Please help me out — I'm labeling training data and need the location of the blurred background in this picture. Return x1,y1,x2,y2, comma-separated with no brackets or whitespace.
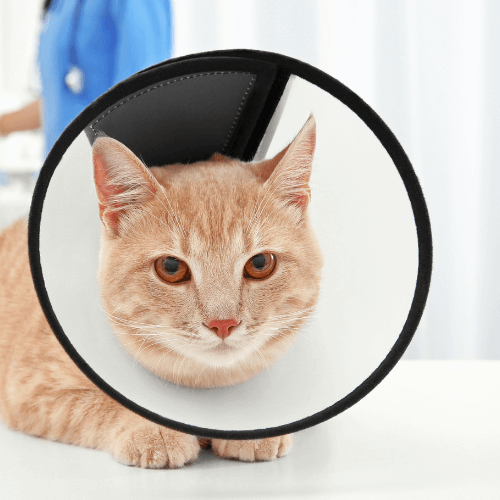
0,0,497,360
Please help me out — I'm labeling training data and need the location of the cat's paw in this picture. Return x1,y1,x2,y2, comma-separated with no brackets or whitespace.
211,434,293,462
111,423,200,468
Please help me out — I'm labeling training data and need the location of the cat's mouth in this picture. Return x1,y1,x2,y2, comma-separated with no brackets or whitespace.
209,342,236,353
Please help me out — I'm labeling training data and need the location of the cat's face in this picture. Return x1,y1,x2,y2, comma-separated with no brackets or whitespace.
93,116,323,388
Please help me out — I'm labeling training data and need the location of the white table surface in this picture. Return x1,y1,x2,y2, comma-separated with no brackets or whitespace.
1,360,499,499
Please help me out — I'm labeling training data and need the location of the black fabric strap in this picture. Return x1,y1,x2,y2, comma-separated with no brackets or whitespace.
84,57,283,166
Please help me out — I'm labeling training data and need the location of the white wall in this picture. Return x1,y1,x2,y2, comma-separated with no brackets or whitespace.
0,0,42,93
0,0,44,229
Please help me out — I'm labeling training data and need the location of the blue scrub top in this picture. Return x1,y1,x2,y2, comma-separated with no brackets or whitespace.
38,0,173,155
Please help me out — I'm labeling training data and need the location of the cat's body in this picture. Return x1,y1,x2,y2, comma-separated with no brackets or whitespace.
0,117,322,468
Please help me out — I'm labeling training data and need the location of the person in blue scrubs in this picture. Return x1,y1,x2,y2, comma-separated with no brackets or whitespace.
0,0,173,156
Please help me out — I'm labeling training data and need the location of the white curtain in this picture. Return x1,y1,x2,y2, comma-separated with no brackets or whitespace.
0,0,44,230
173,0,499,359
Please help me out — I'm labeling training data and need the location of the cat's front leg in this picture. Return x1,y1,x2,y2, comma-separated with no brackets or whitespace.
7,382,200,469
110,416,201,468
211,434,293,462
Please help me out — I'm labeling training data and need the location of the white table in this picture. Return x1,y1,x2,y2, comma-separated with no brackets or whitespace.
1,361,499,499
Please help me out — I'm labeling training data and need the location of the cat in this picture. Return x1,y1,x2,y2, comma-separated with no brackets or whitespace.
0,115,323,468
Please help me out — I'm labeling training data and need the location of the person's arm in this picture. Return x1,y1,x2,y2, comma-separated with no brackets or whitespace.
110,0,173,85
0,99,42,137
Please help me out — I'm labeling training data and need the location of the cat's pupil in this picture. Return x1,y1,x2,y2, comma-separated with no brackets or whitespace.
164,257,179,274
252,254,266,270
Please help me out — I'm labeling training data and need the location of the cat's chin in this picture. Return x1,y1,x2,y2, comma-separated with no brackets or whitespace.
194,343,251,368
208,343,236,354
128,341,274,388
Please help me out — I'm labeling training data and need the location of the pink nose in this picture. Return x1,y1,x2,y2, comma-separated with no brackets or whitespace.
206,319,239,339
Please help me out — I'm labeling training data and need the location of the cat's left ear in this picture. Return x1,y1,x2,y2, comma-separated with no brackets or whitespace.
259,115,316,211
92,136,159,234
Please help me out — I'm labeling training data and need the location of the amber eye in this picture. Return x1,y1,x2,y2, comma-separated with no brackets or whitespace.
155,256,191,283
244,252,276,280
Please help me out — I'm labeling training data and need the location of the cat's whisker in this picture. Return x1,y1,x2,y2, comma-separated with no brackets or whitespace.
116,324,179,334
263,313,314,325
173,342,202,386
174,352,189,386
132,207,175,236
128,178,186,239
114,331,162,337
272,331,303,350
255,225,303,240
247,168,298,236
151,346,180,379
158,184,187,240
245,193,260,233
259,310,311,323
245,183,268,235
100,307,180,330
264,323,312,342
110,322,197,371
110,322,166,333
128,339,150,366
111,323,181,338
234,360,246,379
263,293,336,322
246,169,283,236
108,171,185,241
274,336,296,351
132,334,160,366
263,309,325,326
263,320,313,333
269,325,299,337
119,339,163,349
170,344,190,386
175,196,188,241
112,328,171,344
152,345,180,378
264,313,313,323
193,362,208,387
124,331,167,341
109,320,173,332
268,303,320,321
254,347,272,379
248,199,290,238
262,320,309,339
246,157,296,235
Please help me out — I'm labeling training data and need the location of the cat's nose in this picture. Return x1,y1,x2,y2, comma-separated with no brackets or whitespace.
205,318,239,339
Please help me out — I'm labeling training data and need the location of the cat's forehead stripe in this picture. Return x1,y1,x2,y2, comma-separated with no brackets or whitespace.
186,225,247,259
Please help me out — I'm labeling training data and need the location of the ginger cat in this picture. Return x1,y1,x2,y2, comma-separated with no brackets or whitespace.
0,116,323,468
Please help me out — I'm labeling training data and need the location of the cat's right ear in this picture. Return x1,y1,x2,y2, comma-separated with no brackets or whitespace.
258,115,316,211
92,137,158,235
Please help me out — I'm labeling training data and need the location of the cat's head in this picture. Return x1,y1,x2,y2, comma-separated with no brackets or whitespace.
93,116,323,388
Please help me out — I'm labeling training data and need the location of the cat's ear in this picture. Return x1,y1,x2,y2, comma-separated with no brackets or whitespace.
260,115,316,210
92,137,159,234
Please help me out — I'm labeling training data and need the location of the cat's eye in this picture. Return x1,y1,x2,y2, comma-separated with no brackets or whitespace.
155,256,191,283
244,252,276,280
